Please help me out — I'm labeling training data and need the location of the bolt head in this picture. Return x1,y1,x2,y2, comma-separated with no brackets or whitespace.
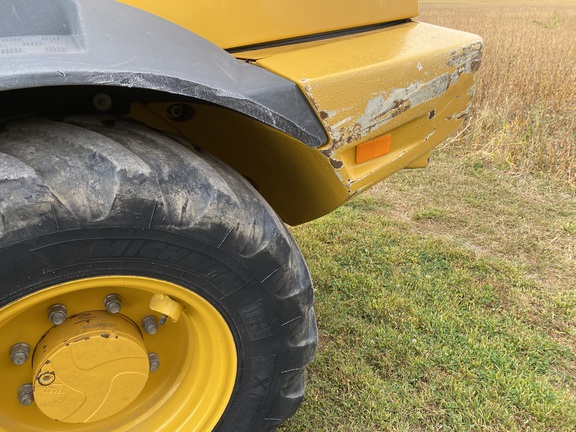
48,304,67,325
12,352,27,365
104,294,122,314
148,353,160,372
169,104,184,119
142,316,159,335
93,93,112,112
18,384,34,406
19,394,34,406
49,311,66,325
107,302,121,314
10,343,30,365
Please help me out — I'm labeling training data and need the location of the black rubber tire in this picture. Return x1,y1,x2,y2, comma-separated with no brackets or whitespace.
0,117,317,431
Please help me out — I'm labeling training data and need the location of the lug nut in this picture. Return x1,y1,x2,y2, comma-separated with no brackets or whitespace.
104,294,122,314
148,353,160,372
142,315,159,335
10,343,30,365
48,304,67,325
18,384,34,406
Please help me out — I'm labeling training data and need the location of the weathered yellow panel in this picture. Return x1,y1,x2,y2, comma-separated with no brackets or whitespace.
118,0,419,49
127,22,482,225
253,22,483,194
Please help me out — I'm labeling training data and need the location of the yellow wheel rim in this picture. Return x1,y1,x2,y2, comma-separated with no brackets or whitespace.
0,276,237,431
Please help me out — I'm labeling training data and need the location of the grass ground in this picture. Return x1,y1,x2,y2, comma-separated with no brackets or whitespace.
281,154,575,431
280,1,576,430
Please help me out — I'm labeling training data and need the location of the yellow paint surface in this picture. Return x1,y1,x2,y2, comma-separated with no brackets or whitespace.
253,22,483,193
118,0,418,48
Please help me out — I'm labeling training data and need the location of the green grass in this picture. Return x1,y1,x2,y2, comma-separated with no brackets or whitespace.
280,151,576,431
277,2,576,428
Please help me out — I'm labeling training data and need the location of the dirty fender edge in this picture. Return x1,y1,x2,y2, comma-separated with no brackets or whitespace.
0,0,327,147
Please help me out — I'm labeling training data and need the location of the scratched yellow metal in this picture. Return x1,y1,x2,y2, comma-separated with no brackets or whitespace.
252,22,483,194
115,4,481,225
127,22,483,225
118,0,418,49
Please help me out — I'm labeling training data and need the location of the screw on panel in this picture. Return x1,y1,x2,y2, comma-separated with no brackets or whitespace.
93,93,113,112
10,343,30,365
148,353,160,372
104,294,122,314
167,104,184,120
48,304,67,325
142,315,159,335
18,384,34,406
166,104,194,122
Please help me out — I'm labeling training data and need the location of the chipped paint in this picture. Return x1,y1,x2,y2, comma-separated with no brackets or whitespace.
329,158,344,169
325,73,449,150
319,39,483,155
253,21,483,205
332,116,352,129
448,41,483,73
424,129,436,141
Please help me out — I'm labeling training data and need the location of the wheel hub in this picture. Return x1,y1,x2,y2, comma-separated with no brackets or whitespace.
32,311,149,423
0,276,237,431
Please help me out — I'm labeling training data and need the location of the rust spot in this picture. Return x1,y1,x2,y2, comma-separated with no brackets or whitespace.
101,333,110,339
377,99,411,120
329,158,344,169
471,58,482,73
319,110,329,120
429,110,436,119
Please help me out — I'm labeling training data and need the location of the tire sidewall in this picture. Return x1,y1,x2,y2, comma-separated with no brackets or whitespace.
0,226,298,431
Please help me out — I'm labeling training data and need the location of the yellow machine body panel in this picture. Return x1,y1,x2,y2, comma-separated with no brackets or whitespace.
247,22,483,196
128,21,482,224
117,0,419,49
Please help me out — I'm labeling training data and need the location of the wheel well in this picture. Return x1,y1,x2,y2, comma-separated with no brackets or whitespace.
0,86,347,225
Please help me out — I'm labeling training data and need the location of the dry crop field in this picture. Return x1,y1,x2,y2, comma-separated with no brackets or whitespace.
419,0,576,184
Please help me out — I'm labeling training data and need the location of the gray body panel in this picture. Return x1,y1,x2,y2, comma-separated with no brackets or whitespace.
0,0,327,147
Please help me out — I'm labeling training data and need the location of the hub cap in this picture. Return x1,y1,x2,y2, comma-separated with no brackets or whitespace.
33,311,149,423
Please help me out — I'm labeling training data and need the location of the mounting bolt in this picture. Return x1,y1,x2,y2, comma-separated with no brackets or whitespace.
93,93,112,112
18,384,34,406
148,353,160,372
166,103,195,122
48,304,67,325
104,294,122,314
10,343,30,365
167,104,185,120
142,315,159,335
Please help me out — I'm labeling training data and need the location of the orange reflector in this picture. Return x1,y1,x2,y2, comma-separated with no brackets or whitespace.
356,134,391,164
